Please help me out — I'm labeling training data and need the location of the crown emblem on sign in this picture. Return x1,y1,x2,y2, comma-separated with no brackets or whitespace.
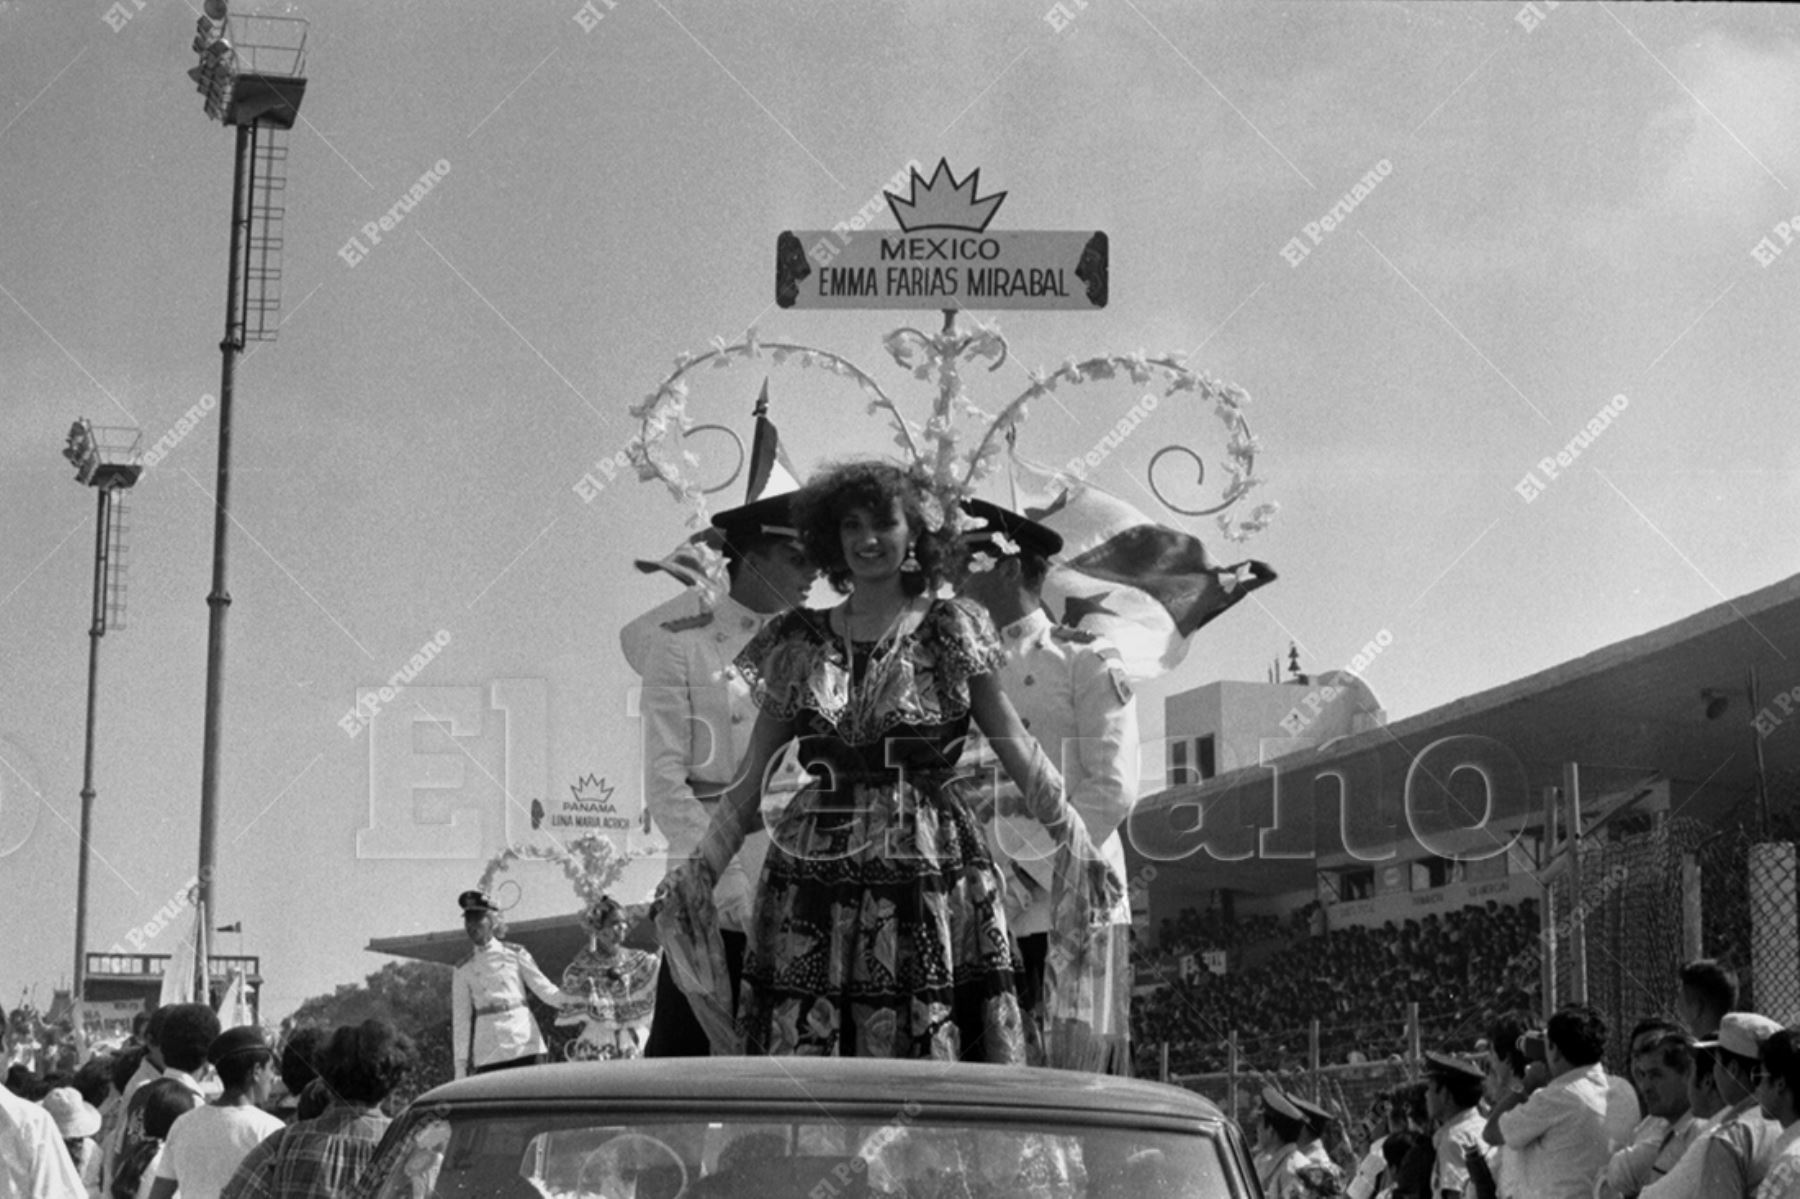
570,773,615,804
885,159,1007,233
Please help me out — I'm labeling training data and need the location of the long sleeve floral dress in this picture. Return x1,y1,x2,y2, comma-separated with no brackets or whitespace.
732,596,1027,1062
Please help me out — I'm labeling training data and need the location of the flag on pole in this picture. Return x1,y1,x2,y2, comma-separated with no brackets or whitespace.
216,968,253,1028
744,378,800,500
159,898,210,1008
1008,451,1276,682
622,380,799,676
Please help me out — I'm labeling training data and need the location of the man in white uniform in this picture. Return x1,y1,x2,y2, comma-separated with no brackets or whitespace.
639,493,815,1055
953,498,1137,1073
450,890,580,1077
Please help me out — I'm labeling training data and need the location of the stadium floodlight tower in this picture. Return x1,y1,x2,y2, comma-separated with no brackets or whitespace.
186,0,307,931
61,419,142,1010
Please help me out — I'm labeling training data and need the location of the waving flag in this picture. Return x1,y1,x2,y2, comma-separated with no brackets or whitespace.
1009,452,1276,682
743,378,800,499
159,897,210,1008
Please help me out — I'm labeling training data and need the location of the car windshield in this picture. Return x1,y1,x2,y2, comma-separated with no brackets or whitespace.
360,1108,1237,1199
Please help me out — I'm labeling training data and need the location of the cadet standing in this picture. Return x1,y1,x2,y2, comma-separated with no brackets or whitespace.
638,493,815,1055
450,890,580,1077
953,497,1137,1073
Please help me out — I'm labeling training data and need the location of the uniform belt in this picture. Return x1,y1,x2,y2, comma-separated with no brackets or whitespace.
474,998,525,1017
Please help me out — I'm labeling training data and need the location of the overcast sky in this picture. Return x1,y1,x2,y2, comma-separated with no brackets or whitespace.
2,1,1797,1019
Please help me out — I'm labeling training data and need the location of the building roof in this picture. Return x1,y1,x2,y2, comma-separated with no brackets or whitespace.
366,911,657,980
1130,569,1800,893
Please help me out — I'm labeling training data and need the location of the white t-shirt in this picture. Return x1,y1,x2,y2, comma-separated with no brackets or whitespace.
154,1104,284,1199
1497,1063,1612,1199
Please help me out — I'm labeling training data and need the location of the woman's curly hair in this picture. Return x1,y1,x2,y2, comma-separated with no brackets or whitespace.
791,459,960,597
322,1019,417,1106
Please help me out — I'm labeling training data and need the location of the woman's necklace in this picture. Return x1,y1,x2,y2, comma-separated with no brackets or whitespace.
838,594,921,733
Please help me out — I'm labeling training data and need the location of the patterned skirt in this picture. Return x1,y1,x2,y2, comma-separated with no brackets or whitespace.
739,773,1028,1063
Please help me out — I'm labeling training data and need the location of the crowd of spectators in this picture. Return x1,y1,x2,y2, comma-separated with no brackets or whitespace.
1135,897,1542,1072
0,1005,415,1198
1227,959,1800,1199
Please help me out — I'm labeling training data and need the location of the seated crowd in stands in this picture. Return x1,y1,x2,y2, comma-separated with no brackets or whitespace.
1135,897,1541,1073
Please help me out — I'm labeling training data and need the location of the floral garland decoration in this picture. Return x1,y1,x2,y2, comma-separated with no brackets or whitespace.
625,329,915,529
626,322,1275,544
476,834,639,917
962,351,1279,543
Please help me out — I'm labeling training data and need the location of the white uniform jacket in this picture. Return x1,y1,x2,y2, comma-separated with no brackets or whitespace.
978,609,1138,932
640,593,772,930
451,940,572,1077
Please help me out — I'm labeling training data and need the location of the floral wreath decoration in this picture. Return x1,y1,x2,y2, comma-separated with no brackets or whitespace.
623,318,1278,590
474,833,644,927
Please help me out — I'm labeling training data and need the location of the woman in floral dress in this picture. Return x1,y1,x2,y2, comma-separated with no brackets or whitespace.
557,896,660,1060
657,459,1117,1062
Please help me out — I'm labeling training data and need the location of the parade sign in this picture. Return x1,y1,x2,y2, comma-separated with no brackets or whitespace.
777,160,1108,311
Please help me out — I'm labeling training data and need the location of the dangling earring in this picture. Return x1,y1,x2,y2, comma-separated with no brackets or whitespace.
901,542,921,572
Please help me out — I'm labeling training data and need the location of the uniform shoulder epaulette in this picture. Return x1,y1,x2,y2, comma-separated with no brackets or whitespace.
454,950,474,969
1050,625,1098,644
660,610,714,633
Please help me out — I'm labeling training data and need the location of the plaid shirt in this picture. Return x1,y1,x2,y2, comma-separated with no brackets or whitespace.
220,1103,391,1199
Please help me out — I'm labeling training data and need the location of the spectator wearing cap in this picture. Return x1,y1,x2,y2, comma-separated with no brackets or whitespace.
640,491,816,1057
1676,960,1737,1042
1645,1012,1784,1199
1757,1027,1800,1199
1287,1091,1336,1169
1600,1024,1701,1199
39,1084,102,1194
953,497,1137,1072
147,1027,282,1199
1253,1085,1312,1199
1424,1050,1484,1199
1485,1003,1613,1199
449,890,582,1077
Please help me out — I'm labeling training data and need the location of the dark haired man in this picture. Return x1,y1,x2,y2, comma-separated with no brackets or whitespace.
1475,1008,1538,1197
952,498,1136,1071
1600,1025,1699,1198
148,1027,281,1199
154,1004,221,1099
1676,959,1738,1041
641,493,815,1056
1425,1051,1486,1198
1485,1003,1612,1198
221,1020,417,1199
1757,1026,1800,1199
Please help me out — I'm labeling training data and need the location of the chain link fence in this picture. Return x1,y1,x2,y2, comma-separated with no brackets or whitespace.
1695,768,1800,1025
